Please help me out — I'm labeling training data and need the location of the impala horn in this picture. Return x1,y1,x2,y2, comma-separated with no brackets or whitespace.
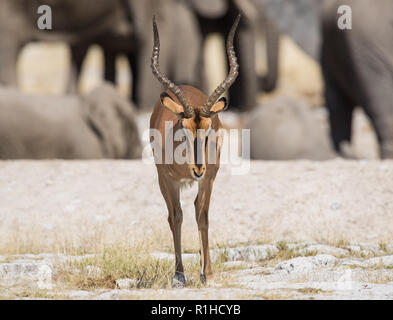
199,13,241,118
151,16,195,118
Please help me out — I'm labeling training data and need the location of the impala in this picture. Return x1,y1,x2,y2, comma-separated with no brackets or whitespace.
149,14,240,287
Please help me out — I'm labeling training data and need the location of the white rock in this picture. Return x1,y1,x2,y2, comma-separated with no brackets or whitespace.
365,255,393,268
340,259,366,268
212,245,279,262
359,243,384,255
386,244,393,253
299,245,349,257
223,261,254,269
116,278,138,289
0,262,52,288
346,245,362,254
286,243,299,250
63,290,92,299
276,254,337,274
150,252,199,264
96,290,119,300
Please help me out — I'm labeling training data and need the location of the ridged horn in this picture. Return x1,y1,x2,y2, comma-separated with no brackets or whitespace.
199,13,241,117
151,16,195,118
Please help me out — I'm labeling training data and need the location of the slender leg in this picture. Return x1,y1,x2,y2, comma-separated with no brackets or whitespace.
157,171,185,287
194,178,214,283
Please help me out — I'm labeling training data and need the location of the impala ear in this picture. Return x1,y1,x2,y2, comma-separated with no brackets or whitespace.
210,97,227,115
160,92,184,118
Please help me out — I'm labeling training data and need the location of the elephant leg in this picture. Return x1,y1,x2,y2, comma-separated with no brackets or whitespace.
230,21,257,111
347,42,393,159
103,50,116,84
323,74,355,155
0,42,22,86
127,52,139,106
259,17,279,93
197,43,208,94
374,119,393,159
360,81,393,159
69,44,89,94
129,45,167,110
172,1,202,88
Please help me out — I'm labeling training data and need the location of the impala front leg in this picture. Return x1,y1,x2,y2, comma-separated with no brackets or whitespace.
158,171,185,288
194,178,215,283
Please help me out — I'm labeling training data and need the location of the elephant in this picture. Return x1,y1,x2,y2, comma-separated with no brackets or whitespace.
321,0,393,158
0,83,142,159
117,0,201,109
246,97,336,160
0,0,201,109
184,0,280,111
0,0,127,87
255,0,321,60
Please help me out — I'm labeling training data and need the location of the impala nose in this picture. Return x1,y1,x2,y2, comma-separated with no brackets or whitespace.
193,169,203,178
192,166,205,180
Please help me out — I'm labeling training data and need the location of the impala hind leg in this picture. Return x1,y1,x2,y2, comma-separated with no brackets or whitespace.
158,173,185,287
194,178,214,283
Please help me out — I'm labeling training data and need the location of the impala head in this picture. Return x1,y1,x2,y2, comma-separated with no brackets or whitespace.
151,14,240,180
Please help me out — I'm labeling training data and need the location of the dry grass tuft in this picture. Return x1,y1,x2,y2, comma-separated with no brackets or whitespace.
54,244,227,290
296,288,332,295
14,290,56,299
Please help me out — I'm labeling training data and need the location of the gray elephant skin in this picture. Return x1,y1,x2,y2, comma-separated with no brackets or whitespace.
185,0,280,111
255,0,321,60
0,0,201,109
321,0,393,158
246,97,336,160
0,83,142,159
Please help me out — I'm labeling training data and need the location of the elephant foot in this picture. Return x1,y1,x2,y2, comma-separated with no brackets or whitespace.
172,272,186,288
381,141,393,159
339,141,358,159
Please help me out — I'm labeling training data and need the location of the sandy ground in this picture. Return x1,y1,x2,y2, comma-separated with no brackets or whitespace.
1,159,393,253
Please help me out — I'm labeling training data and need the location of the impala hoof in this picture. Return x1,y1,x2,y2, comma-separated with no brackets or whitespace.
172,272,186,288
200,273,213,284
